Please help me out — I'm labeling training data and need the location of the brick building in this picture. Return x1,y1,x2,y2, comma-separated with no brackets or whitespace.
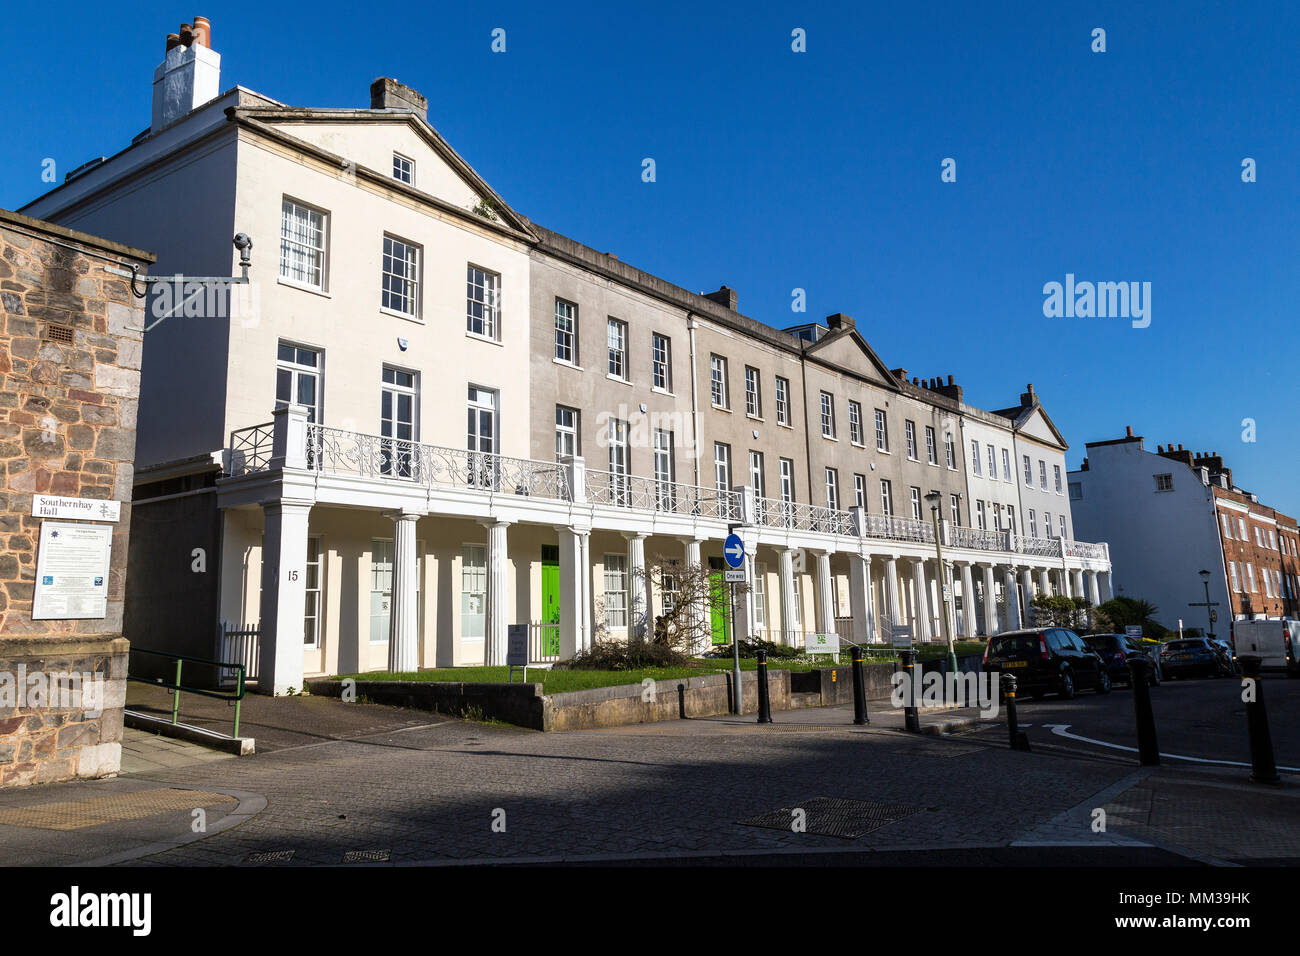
0,208,152,787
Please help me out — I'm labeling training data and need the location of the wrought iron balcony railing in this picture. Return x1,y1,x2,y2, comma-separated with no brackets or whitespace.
585,469,740,520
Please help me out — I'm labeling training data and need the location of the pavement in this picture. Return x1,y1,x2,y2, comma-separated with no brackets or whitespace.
0,690,1295,867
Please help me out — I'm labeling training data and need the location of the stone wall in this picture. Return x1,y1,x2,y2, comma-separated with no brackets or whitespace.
0,208,153,786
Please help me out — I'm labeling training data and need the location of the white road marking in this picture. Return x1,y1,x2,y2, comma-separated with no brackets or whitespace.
1041,724,1300,773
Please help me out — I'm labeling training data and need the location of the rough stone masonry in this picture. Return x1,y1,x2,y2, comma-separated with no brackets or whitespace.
0,208,153,787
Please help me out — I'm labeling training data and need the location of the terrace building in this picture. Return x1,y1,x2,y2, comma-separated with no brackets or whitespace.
19,19,1112,693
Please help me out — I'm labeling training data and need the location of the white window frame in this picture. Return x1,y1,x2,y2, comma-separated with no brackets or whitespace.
392,152,415,185
1003,449,1013,483
970,440,982,476
279,197,328,291
710,355,729,408
714,442,732,493
820,392,836,438
825,468,840,510
652,333,672,391
466,264,500,340
848,401,863,445
555,405,579,459
604,555,628,630
775,376,790,425
880,479,893,516
381,233,421,318
554,299,577,364
607,317,628,380
926,426,938,465
745,367,762,417
874,409,889,452
905,421,918,460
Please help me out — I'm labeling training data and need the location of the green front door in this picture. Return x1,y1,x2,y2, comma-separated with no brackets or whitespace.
708,557,730,645
541,545,560,656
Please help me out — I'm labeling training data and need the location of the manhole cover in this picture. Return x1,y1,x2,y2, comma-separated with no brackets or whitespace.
244,849,295,864
895,741,989,757
738,797,923,839
342,849,391,863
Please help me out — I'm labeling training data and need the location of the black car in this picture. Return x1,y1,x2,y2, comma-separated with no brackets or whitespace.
1160,638,1228,678
983,627,1111,699
1083,633,1161,686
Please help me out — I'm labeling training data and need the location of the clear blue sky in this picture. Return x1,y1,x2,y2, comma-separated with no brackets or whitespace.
4,2,1297,513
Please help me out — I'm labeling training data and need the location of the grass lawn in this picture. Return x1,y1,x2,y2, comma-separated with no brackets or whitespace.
329,641,985,694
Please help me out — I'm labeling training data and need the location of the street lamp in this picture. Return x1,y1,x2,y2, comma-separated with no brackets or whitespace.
1198,569,1216,640
924,490,959,675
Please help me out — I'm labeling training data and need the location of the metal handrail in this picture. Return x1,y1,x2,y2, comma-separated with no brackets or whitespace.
127,647,246,738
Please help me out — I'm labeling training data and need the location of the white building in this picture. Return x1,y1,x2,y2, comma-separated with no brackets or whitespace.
20,21,1113,694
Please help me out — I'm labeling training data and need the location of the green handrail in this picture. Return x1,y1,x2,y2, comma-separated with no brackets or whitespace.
127,647,247,738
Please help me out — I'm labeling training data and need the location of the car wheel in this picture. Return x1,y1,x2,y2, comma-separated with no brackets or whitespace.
1096,670,1111,695
1058,669,1076,700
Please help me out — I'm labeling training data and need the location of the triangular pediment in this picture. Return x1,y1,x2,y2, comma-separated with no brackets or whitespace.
243,108,534,237
803,327,900,390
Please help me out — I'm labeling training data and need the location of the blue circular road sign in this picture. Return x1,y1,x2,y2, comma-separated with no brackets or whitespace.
723,533,746,569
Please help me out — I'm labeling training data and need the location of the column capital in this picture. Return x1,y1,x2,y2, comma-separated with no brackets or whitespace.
479,518,512,530
386,508,426,521
259,497,314,515
621,530,649,542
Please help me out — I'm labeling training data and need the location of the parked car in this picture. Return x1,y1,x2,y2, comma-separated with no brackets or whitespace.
1084,633,1161,686
1159,638,1228,679
983,627,1111,699
1230,619,1299,676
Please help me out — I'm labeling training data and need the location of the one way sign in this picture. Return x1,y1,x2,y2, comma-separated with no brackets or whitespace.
723,533,746,569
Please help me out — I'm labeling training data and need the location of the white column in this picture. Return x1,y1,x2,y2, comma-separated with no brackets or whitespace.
257,499,312,696
981,563,998,637
847,553,875,644
1039,567,1051,597
1004,566,1023,630
814,551,836,635
1072,569,1086,601
682,537,707,655
1099,570,1113,602
911,560,932,641
558,528,585,659
579,532,593,650
1088,570,1102,607
960,562,977,639
884,556,902,631
484,520,511,665
779,548,798,645
625,532,650,640
387,510,421,672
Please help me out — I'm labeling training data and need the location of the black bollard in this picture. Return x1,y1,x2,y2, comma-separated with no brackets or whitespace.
851,645,868,725
1002,673,1031,751
1127,657,1160,766
677,683,686,720
899,649,921,733
1239,656,1280,784
755,650,773,723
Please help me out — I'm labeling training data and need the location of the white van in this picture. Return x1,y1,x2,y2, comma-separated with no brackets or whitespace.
1230,619,1299,675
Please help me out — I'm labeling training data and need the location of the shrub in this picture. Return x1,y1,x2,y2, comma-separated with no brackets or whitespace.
564,639,691,671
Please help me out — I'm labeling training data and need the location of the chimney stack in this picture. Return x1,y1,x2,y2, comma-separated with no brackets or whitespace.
151,17,220,133
703,286,739,311
370,78,429,121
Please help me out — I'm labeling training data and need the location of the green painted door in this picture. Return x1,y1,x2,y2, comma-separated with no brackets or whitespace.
708,557,730,645
541,545,560,656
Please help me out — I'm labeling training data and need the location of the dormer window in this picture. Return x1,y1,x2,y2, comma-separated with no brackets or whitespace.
393,153,415,185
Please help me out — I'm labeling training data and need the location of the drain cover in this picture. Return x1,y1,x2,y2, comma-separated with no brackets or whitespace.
738,797,923,839
342,849,391,863
244,849,295,864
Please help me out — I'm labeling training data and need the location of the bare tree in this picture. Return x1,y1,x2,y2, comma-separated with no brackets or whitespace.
645,554,750,656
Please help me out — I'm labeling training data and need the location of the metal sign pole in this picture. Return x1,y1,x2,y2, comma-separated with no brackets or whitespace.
730,581,742,715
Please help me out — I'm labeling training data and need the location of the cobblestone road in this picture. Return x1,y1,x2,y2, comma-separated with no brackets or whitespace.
118,717,1143,866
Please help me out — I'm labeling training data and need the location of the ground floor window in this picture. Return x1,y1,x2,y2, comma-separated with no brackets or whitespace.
304,537,322,647
369,539,392,644
462,544,486,641
604,554,628,630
